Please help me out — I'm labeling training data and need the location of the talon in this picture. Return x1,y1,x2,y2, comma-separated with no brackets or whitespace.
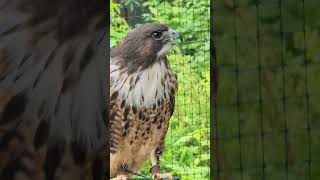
111,175,128,180
153,173,175,180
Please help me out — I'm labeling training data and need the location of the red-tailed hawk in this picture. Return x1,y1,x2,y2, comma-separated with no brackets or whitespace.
0,0,107,180
110,24,179,180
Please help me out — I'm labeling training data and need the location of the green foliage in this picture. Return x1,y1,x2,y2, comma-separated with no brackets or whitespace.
111,0,130,47
215,0,320,179
120,0,143,12
111,0,210,179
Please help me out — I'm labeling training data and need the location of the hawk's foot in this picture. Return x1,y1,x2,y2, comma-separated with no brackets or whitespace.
150,165,179,180
111,175,128,180
153,173,179,180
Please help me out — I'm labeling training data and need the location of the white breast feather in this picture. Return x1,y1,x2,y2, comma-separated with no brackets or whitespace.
111,60,175,107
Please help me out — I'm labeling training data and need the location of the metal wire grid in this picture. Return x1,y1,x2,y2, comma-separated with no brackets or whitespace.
214,0,320,179
113,0,210,179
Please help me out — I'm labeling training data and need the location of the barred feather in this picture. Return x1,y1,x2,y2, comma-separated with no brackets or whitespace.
0,0,107,179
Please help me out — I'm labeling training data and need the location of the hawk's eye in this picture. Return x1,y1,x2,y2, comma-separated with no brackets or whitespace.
152,31,163,40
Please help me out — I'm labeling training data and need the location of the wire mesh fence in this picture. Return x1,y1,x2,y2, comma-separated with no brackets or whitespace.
214,0,320,179
111,0,210,179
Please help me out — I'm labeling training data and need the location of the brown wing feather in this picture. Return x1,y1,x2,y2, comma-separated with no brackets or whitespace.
0,0,107,179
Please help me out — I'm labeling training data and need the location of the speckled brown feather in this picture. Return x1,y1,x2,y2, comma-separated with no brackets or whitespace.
0,0,107,179
110,24,178,177
110,65,177,178
110,24,180,179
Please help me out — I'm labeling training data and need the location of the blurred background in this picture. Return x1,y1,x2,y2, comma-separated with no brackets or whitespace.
111,0,210,179
214,0,320,179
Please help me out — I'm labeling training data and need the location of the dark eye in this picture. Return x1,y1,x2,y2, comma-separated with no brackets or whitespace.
152,31,163,40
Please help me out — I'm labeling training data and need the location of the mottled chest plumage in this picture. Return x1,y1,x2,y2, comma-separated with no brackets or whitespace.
110,58,178,177
110,59,178,152
110,23,180,179
110,97,173,151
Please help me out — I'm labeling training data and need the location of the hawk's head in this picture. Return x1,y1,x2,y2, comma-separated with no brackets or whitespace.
111,24,180,73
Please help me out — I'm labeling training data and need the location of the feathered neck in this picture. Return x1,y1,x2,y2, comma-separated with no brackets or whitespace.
110,59,176,108
110,37,162,74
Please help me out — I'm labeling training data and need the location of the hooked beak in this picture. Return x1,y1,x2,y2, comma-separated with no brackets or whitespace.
167,28,181,45
168,29,180,38
157,28,181,58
